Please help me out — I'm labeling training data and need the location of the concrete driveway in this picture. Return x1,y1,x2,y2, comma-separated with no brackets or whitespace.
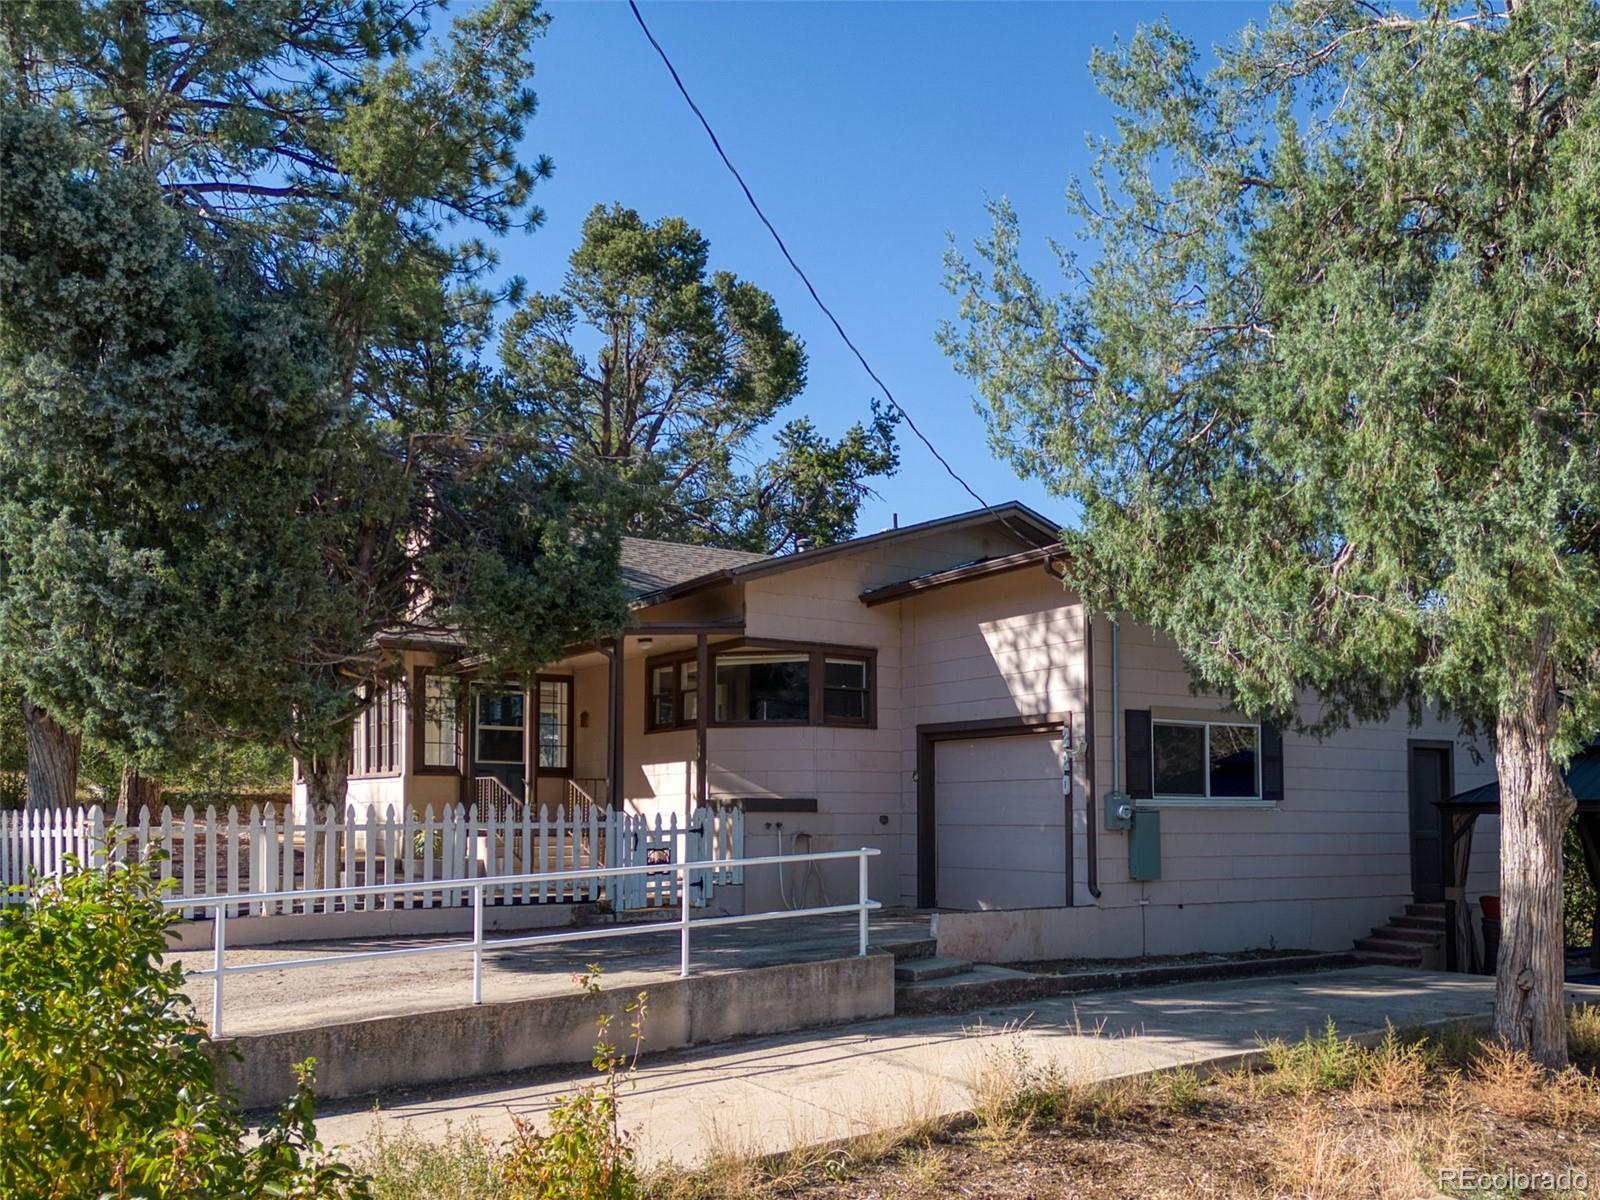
310,967,1600,1167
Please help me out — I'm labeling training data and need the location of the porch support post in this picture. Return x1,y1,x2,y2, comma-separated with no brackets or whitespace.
1576,812,1600,969
695,633,709,810
608,636,625,813
1440,805,1458,973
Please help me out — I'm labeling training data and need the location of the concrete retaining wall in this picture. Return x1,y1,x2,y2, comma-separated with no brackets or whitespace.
214,952,894,1109
932,894,1406,964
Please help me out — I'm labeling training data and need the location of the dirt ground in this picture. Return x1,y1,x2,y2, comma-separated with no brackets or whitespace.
646,1016,1600,1200
737,1084,1600,1199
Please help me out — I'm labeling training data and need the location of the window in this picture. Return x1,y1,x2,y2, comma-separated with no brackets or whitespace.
1152,719,1259,800
680,661,698,723
645,643,875,731
646,655,701,731
418,672,459,770
475,688,525,765
536,676,572,774
351,682,400,776
716,651,810,722
823,657,869,723
650,662,678,729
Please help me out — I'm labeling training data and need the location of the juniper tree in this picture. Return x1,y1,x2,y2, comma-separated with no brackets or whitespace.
941,0,1599,1065
501,204,899,554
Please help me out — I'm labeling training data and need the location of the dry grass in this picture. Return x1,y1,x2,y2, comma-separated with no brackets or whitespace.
645,1006,1600,1200
353,1006,1600,1200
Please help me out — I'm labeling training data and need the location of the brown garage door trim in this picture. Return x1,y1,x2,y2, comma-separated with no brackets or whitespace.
917,713,1072,909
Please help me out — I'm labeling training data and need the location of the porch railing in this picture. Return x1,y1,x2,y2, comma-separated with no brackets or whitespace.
566,777,609,821
474,775,523,822
170,846,881,1037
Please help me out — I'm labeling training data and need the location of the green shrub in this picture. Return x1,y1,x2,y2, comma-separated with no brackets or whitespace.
0,844,367,1199
498,966,648,1200
1259,1019,1364,1095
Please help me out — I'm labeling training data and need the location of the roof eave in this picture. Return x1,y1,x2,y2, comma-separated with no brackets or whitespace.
859,545,1066,607
630,502,1061,608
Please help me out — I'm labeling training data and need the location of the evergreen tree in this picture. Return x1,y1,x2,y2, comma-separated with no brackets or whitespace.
502,204,899,554
1,1,627,807
0,111,352,809
941,0,1599,1065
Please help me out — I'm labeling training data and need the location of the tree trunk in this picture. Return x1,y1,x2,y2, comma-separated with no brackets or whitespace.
304,747,350,813
21,698,80,811
1492,636,1575,1069
117,763,162,821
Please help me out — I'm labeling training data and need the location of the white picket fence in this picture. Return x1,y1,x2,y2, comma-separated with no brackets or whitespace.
1,802,744,917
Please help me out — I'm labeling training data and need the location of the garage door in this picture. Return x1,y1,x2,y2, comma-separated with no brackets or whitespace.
934,733,1067,910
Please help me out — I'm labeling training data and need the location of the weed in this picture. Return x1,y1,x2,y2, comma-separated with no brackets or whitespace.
1259,1018,1363,1094
1569,1002,1600,1066
895,1143,951,1196
360,1120,501,1200
1471,1040,1546,1121
1154,1065,1205,1115
1354,1023,1432,1108
498,966,650,1200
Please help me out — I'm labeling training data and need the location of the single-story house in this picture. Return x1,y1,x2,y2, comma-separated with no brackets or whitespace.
293,501,1502,961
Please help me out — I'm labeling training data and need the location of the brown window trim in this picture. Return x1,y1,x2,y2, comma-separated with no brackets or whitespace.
533,673,576,778
471,678,528,769
643,648,700,732
709,638,877,730
411,666,464,777
349,680,403,780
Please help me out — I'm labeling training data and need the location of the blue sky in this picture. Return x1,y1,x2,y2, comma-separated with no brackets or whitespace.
495,1,1272,534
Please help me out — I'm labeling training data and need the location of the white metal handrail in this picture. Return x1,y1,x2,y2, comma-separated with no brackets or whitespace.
165,847,881,1037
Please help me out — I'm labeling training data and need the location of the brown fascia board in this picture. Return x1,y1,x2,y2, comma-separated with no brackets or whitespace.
628,502,1062,608
859,545,1067,607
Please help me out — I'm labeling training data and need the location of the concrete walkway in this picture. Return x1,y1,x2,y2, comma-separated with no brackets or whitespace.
311,967,1600,1167
175,913,933,1035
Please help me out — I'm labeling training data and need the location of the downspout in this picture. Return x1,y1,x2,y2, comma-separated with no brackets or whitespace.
600,636,624,813
1110,616,1120,797
1048,552,1100,900
1084,616,1101,899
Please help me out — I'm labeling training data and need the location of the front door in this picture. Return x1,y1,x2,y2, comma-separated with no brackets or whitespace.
471,686,527,797
1408,744,1450,902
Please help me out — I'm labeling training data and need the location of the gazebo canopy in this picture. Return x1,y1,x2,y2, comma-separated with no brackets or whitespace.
1433,742,1600,973
1440,744,1600,813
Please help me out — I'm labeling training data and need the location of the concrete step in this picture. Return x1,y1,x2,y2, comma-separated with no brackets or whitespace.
1366,925,1442,945
1354,949,1428,968
1353,939,1425,965
895,964,1051,1016
893,955,972,983
1406,902,1447,919
877,937,938,962
1392,914,1448,932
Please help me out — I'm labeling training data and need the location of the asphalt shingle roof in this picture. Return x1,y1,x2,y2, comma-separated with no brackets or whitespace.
620,537,770,598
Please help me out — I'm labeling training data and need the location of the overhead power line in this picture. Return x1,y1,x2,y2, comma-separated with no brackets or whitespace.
626,0,993,513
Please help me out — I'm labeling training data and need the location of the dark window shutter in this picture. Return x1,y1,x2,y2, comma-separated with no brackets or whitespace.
1125,709,1153,800
1260,722,1284,803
